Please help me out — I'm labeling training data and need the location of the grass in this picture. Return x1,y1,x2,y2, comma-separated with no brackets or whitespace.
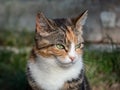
84,50,120,87
0,49,28,90
0,29,120,90
0,28,34,47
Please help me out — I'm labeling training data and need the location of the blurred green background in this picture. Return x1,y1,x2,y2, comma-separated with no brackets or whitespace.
0,0,120,90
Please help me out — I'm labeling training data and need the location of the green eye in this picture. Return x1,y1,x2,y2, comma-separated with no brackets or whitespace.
56,44,65,49
75,44,81,49
75,43,84,49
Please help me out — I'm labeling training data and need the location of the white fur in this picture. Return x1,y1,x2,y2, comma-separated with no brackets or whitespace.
28,43,83,90
68,43,77,59
69,43,75,56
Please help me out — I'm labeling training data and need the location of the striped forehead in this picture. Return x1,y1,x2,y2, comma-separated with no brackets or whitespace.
66,26,77,44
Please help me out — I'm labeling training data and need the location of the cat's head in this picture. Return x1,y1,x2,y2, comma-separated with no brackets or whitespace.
34,11,88,67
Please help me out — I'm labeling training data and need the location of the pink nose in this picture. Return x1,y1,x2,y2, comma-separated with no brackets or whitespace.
69,56,75,61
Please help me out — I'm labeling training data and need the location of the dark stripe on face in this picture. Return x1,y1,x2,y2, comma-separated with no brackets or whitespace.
37,44,54,50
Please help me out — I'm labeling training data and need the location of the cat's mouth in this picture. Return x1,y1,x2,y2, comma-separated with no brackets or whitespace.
56,59,76,67
63,61,76,64
59,62,76,68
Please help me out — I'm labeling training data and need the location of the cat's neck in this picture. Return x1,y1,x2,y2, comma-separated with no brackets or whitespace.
27,55,84,90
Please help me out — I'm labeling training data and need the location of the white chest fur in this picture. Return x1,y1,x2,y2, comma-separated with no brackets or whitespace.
28,56,83,90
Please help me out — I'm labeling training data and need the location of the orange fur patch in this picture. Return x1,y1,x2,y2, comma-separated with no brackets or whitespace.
76,48,83,55
66,26,78,44
32,46,67,58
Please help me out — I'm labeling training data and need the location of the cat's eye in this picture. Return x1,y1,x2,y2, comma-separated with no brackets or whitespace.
75,43,84,49
75,44,81,49
56,44,65,49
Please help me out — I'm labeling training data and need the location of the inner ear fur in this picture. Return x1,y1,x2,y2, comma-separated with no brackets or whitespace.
71,10,88,27
35,12,54,34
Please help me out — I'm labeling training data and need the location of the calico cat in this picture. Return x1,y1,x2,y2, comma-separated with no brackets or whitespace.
27,10,90,90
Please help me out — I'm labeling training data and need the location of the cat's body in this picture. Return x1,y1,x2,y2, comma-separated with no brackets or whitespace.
27,11,90,90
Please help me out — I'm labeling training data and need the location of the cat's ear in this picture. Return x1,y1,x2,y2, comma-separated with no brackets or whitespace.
72,10,88,30
36,12,53,36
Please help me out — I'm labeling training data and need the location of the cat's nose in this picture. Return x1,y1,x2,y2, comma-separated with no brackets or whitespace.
69,56,75,61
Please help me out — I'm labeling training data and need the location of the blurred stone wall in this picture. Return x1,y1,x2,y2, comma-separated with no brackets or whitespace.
0,0,120,44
